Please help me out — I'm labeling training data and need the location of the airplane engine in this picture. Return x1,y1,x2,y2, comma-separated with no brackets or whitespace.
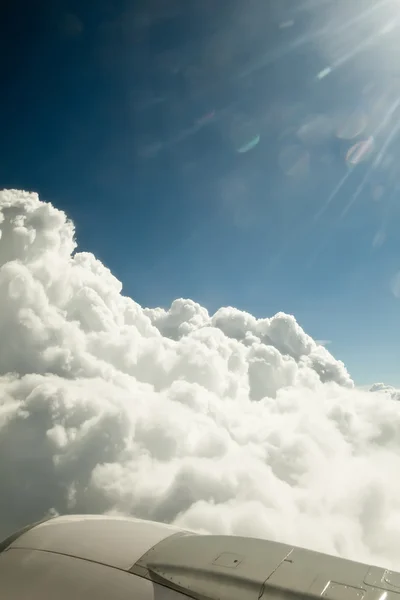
1,514,399,600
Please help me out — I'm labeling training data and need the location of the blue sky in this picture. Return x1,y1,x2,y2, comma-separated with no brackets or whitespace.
2,0,400,386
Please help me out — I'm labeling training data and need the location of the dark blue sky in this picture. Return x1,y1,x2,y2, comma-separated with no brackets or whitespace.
2,0,400,385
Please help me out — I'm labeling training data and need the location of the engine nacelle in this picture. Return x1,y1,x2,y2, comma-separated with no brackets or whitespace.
1,514,400,600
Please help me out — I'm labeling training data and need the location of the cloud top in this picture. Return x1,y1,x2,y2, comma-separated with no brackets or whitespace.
1,189,400,571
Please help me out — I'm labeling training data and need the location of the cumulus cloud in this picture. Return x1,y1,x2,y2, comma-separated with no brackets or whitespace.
370,382,400,401
1,189,400,570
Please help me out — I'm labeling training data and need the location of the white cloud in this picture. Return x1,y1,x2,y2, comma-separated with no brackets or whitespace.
1,189,400,570
370,382,400,401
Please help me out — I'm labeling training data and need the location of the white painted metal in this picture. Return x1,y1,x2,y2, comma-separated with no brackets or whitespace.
9,514,184,570
1,514,400,600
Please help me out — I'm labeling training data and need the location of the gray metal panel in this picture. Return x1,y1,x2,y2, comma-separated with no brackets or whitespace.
262,547,390,600
10,514,184,570
131,533,400,600
3,515,400,600
322,583,365,600
0,516,55,553
364,567,400,593
0,547,153,600
264,546,371,596
0,547,193,600
132,533,293,600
